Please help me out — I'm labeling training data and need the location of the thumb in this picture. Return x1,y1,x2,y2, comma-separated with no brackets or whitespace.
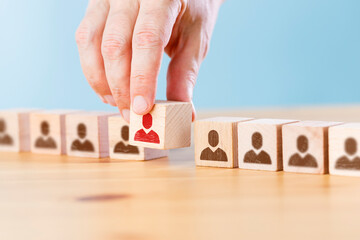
166,35,209,121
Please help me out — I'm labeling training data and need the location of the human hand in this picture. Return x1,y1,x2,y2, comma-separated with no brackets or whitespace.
76,0,224,122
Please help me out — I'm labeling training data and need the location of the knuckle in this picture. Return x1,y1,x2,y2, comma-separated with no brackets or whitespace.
101,30,130,60
133,27,164,49
131,72,156,92
75,22,95,49
87,76,108,94
111,87,130,102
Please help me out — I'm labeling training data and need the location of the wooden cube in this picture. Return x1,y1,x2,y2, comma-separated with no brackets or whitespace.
108,115,168,160
129,100,192,150
238,119,298,171
195,117,253,168
30,110,78,155
329,123,360,177
283,121,342,174
0,109,36,152
66,112,116,158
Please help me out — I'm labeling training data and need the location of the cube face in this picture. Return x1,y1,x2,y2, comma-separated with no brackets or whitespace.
195,117,252,168
109,116,168,160
30,113,62,155
329,123,360,177
238,119,297,171
0,112,20,152
283,121,342,174
109,116,145,160
66,114,101,158
129,101,192,149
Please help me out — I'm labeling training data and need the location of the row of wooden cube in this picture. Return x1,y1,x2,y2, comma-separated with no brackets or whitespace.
0,101,192,160
195,117,360,177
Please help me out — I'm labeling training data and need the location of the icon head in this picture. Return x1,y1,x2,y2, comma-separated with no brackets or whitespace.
121,125,129,141
142,113,153,129
208,130,219,147
345,137,357,156
252,132,263,150
0,119,5,133
77,123,87,139
297,135,308,153
40,121,50,136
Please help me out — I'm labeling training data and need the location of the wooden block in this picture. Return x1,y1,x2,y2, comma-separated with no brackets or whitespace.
30,110,78,155
129,100,192,150
238,119,298,171
0,109,36,152
108,115,168,160
66,111,116,158
195,117,253,168
283,121,342,174
329,123,360,177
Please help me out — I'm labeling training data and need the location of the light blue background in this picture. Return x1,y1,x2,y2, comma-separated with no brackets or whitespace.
0,0,359,111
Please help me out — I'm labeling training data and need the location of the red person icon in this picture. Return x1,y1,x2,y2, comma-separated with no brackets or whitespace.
134,113,160,144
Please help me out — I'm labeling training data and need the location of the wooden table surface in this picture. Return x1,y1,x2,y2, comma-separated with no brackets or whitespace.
1,106,360,240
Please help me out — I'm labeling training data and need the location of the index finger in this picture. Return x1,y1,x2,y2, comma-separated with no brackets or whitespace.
130,0,183,115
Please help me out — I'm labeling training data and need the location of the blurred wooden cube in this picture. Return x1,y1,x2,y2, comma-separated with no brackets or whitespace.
66,112,116,158
108,115,168,160
195,117,253,168
329,123,360,177
238,119,298,171
129,100,192,150
30,110,78,155
283,121,342,174
0,109,37,152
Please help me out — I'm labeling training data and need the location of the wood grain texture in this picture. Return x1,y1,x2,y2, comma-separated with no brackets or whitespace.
238,119,298,171
108,115,168,161
195,117,253,168
2,107,360,240
129,100,192,149
283,121,343,174
66,112,116,158
0,109,36,152
329,123,360,176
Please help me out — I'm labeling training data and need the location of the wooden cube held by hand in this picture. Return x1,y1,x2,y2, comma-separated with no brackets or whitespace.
129,100,192,150
109,115,168,160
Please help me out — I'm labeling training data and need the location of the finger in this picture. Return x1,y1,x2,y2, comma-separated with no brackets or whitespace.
75,0,114,105
130,0,183,115
101,0,139,121
166,33,209,121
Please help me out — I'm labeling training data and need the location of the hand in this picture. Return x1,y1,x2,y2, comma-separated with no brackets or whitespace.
76,0,223,122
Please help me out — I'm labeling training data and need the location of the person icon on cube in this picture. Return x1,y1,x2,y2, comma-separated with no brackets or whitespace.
243,132,271,164
114,125,139,154
134,113,160,144
289,135,317,167
71,123,94,152
200,130,228,161
0,118,13,146
335,137,360,170
35,121,57,149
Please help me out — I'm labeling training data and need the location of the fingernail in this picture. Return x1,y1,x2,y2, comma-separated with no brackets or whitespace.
104,95,116,106
121,109,130,123
132,95,148,114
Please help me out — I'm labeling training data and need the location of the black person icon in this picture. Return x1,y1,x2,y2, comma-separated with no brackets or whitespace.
35,121,57,149
200,130,228,161
335,138,360,170
0,118,13,146
243,132,271,164
289,135,318,167
114,126,139,154
71,123,94,152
